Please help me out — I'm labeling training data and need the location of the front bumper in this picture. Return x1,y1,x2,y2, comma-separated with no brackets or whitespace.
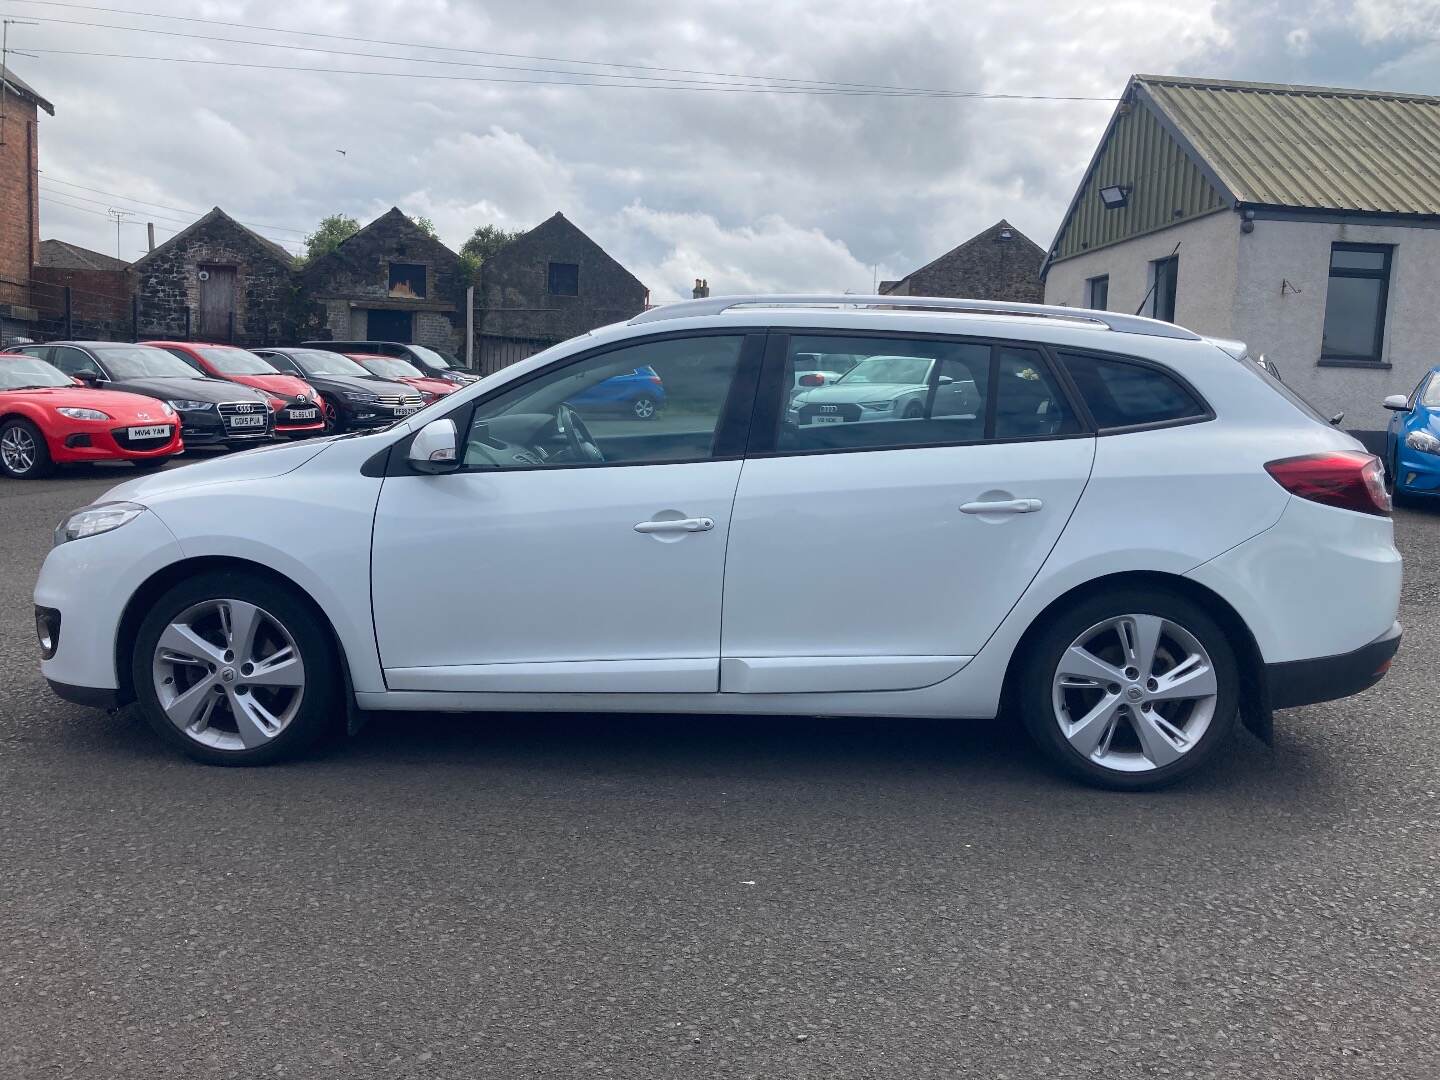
1267,621,1402,709
52,423,180,463
1395,449,1440,496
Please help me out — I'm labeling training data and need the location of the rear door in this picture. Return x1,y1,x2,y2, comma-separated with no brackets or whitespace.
719,331,1096,694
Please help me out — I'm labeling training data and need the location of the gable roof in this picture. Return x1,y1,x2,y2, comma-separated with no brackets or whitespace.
880,220,1043,295
482,211,646,292
130,207,294,271
38,238,129,272
1,63,54,115
1138,74,1440,216
300,207,460,281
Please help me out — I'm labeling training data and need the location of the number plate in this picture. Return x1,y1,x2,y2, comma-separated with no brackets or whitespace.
226,414,266,429
126,425,170,440
287,408,318,420
811,414,845,424
396,405,421,415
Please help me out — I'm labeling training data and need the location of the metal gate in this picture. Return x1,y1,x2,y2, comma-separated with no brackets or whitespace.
477,335,555,375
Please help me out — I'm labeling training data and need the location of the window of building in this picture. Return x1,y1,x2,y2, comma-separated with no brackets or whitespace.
1085,275,1109,311
388,263,427,299
1321,243,1392,364
1149,256,1178,322
1058,351,1209,430
548,262,580,296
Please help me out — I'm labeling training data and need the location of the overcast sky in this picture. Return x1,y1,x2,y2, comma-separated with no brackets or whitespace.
10,0,1440,299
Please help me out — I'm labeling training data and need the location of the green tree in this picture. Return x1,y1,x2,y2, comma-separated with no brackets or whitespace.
411,215,438,239
301,213,361,265
459,222,525,281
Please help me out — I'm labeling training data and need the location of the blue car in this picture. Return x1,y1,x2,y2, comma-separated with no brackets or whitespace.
1383,366,1440,500
568,365,666,420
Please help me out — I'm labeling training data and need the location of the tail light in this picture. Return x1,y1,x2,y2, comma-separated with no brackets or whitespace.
798,373,826,387
648,374,662,385
1264,451,1391,516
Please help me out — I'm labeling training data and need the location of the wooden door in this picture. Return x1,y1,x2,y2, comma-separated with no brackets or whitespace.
199,266,237,339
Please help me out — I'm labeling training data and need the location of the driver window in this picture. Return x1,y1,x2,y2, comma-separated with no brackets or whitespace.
463,335,745,469
51,347,104,379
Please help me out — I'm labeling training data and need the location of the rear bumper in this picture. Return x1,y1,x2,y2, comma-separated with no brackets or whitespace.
46,678,122,710
1267,621,1402,709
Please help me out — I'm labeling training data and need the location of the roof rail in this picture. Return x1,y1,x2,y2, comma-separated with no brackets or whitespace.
629,294,1201,340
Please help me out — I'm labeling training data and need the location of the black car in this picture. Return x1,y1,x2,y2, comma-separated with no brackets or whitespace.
255,348,424,432
300,340,478,385
14,341,274,448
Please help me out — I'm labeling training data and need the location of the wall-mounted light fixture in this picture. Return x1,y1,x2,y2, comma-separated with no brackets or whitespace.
1098,185,1132,210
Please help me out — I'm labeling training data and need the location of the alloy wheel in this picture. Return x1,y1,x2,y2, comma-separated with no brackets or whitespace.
151,598,306,751
0,425,37,474
632,396,657,419
1050,613,1219,773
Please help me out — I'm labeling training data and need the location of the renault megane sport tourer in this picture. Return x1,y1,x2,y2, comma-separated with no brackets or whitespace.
34,296,1402,789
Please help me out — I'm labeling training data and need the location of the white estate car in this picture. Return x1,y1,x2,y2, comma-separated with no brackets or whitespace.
34,296,1402,789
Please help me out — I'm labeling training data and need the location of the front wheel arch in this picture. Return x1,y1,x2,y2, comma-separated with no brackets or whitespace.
114,555,356,711
1001,570,1269,743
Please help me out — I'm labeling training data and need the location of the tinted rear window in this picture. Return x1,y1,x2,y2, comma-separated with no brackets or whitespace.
1058,351,1208,429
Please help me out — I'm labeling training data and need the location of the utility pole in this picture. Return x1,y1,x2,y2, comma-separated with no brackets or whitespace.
1,18,40,148
107,207,133,259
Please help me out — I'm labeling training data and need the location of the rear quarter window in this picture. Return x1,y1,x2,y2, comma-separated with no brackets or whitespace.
1058,351,1208,430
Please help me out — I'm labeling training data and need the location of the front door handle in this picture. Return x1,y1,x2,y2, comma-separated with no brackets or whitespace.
634,516,715,534
959,498,1043,515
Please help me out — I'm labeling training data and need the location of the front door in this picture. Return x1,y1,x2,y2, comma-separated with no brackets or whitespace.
367,309,413,343
370,331,762,693
719,331,1096,694
198,266,237,339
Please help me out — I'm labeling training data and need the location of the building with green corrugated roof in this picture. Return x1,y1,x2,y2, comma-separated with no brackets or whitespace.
1043,74,1440,441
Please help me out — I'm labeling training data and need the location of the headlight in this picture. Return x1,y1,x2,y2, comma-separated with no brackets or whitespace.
167,399,214,411
1406,430,1440,455
56,406,112,421
54,502,146,546
160,401,176,417
860,400,894,411
343,391,379,402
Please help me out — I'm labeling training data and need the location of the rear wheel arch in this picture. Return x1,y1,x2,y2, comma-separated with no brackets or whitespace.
1001,570,1269,740
114,555,355,708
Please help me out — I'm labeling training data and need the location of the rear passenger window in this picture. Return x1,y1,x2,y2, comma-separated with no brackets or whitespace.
1058,351,1207,429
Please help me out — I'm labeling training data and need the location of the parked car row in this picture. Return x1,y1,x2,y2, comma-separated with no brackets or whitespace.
0,339,462,479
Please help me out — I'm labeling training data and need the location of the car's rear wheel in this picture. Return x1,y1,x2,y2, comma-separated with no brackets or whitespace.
902,402,924,420
1017,588,1239,790
131,571,341,765
631,395,658,420
0,418,54,479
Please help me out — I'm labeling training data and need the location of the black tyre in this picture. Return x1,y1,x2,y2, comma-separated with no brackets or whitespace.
631,395,659,420
0,418,54,478
902,402,924,420
1016,587,1240,791
320,395,345,434
131,570,342,765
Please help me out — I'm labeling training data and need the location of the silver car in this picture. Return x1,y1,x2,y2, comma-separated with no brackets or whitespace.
789,354,981,426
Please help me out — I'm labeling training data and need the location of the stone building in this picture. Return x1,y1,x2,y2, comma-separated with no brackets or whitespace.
32,239,132,339
130,208,296,345
299,208,466,354
0,64,53,343
880,221,1045,302
477,212,648,372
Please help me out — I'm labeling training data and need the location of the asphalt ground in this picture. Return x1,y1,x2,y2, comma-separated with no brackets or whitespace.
2,459,1437,1079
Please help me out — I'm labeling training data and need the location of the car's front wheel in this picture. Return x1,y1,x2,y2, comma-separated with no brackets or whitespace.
631,395,658,420
0,418,54,479
1017,588,1240,790
131,571,341,765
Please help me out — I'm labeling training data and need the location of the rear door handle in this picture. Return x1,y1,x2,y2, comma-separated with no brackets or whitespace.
634,517,715,534
959,498,1043,515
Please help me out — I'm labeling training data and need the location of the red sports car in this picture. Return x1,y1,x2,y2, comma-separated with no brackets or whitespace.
0,352,182,479
345,353,458,403
149,341,325,436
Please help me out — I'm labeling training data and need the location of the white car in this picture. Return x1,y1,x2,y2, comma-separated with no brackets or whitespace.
789,353,982,426
34,295,1402,789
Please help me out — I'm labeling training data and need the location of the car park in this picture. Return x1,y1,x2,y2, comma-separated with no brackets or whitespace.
302,340,478,385
11,341,273,449
148,342,324,438
1383,366,1440,501
34,295,1401,790
254,348,424,433
345,353,458,403
567,364,666,419
787,352,983,426
0,352,181,478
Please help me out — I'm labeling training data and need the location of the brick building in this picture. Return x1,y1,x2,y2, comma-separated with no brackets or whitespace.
131,208,296,345
477,212,648,372
32,239,132,339
0,64,53,344
300,208,466,354
880,220,1045,302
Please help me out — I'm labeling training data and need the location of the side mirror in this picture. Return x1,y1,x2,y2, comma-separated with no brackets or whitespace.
937,374,956,385
408,418,458,474
1382,394,1409,411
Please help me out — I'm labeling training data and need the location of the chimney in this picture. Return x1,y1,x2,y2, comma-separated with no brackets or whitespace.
692,277,709,299
147,222,155,252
